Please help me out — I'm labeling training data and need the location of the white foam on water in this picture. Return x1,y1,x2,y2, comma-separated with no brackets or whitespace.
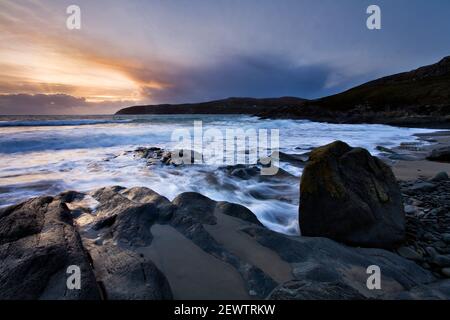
0,114,439,234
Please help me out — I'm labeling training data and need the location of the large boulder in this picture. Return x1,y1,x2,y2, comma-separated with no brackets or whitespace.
299,141,405,248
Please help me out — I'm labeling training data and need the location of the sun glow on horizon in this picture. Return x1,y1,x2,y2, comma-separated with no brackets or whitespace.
0,1,171,107
0,40,164,102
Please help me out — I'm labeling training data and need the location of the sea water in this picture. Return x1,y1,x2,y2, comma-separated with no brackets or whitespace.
0,114,436,234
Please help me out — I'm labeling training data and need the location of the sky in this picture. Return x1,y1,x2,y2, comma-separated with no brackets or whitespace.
0,0,449,115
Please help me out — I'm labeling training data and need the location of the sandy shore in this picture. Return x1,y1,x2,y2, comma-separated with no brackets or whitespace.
390,131,450,181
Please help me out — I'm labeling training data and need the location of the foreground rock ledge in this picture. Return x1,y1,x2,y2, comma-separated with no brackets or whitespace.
299,141,405,249
0,185,448,299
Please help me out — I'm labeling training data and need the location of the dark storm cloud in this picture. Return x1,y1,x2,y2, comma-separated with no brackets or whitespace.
146,54,360,104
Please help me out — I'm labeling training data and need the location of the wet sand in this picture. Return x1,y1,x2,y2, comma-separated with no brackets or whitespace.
138,212,294,300
204,212,294,284
142,224,250,300
390,131,450,181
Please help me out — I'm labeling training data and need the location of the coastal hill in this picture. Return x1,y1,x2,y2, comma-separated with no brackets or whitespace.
115,97,306,115
258,56,450,127
116,56,450,127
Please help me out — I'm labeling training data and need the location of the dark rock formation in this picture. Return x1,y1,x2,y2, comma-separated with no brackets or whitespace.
268,280,366,300
86,244,172,300
0,191,173,300
1,183,449,300
172,192,262,226
427,146,450,163
170,192,274,298
299,141,405,248
134,147,203,166
88,187,274,299
0,197,100,300
245,226,447,300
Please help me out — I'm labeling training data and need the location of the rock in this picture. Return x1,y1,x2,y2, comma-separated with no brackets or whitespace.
397,246,423,261
134,147,203,166
404,205,418,215
426,247,438,258
272,152,307,167
86,243,172,300
169,149,203,165
432,255,450,268
299,141,405,249
3,183,450,300
389,280,450,300
386,154,418,161
172,192,262,226
215,201,263,226
442,268,450,278
427,147,450,163
172,192,218,225
376,146,396,154
409,181,437,192
110,202,159,247
170,192,276,298
68,188,175,299
56,190,86,203
0,197,100,300
134,147,161,158
231,167,259,180
121,187,174,222
91,187,176,247
220,164,260,180
244,226,447,299
442,234,450,244
424,232,437,241
430,171,449,182
268,280,366,300
434,241,447,249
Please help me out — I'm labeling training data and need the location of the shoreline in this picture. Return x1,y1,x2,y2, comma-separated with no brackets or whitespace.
390,130,450,181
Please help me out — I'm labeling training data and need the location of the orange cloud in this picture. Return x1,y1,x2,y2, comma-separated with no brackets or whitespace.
0,0,171,106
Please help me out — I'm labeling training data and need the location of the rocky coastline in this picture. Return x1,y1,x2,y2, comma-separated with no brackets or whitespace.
1,132,450,300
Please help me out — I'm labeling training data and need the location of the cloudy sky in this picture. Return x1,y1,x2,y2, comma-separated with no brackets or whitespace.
0,0,449,114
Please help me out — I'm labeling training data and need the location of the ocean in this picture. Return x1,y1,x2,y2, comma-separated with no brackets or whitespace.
0,114,437,234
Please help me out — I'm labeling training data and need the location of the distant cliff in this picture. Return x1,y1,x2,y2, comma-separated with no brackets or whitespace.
258,56,450,128
116,57,450,128
115,97,306,115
